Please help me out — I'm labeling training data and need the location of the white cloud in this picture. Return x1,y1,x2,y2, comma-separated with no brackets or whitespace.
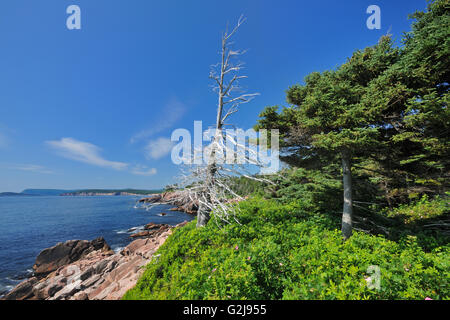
144,137,174,160
131,165,157,176
130,97,186,143
46,138,128,170
12,164,54,174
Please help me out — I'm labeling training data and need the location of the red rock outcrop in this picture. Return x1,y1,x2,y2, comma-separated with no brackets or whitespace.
33,237,111,277
130,224,171,239
139,191,198,214
2,222,188,300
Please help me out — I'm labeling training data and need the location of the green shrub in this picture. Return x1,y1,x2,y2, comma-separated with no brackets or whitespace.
274,168,342,213
283,231,449,299
386,195,449,224
123,197,449,300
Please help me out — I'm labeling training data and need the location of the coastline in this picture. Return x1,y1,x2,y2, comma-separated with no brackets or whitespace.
60,192,160,197
0,195,196,300
2,221,189,300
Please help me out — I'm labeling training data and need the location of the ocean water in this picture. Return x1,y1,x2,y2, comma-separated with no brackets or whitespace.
0,196,194,297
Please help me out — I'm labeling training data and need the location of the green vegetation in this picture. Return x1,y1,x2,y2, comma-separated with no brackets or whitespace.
386,194,449,224
124,197,449,300
124,0,449,300
255,0,449,239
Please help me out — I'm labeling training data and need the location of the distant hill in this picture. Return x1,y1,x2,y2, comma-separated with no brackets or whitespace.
0,192,37,197
21,189,75,196
3,188,164,197
61,189,163,196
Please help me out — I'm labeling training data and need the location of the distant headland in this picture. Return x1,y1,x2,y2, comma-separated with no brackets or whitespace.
0,189,163,197
61,189,163,196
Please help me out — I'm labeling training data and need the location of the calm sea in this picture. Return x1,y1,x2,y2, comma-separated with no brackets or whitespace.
0,195,194,296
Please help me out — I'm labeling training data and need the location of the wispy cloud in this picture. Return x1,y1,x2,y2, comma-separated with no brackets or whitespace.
131,165,157,176
46,138,128,170
10,164,54,174
144,137,174,160
130,97,186,143
0,132,8,148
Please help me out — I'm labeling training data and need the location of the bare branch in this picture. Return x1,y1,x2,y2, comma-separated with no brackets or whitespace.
224,14,246,41
223,93,259,106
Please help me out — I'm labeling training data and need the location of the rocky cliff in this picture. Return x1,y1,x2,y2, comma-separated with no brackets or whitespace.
2,222,187,300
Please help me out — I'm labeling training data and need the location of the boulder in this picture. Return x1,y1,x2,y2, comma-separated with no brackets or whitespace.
131,224,171,239
144,222,159,230
2,277,37,300
33,237,110,277
130,231,153,238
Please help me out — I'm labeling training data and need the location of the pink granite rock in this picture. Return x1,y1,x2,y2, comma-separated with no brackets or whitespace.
2,221,188,300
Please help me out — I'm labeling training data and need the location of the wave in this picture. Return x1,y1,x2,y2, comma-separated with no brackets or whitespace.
115,225,145,235
0,283,14,297
111,245,124,254
129,226,145,233
0,277,22,297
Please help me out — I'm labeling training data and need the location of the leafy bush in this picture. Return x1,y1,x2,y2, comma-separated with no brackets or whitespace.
386,194,449,224
123,197,449,300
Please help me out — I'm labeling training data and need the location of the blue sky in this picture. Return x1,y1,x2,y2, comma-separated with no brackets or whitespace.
0,0,427,192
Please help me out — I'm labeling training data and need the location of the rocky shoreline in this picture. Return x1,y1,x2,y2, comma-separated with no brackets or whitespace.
139,191,248,215
2,221,188,300
61,192,158,197
139,191,199,215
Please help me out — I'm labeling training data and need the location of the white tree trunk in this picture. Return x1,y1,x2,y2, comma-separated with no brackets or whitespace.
196,162,215,227
196,202,211,227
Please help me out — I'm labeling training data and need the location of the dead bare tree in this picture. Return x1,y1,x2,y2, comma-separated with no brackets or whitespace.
191,15,259,227
174,15,277,228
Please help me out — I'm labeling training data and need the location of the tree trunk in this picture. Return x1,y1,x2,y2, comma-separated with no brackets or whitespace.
196,37,225,229
196,162,216,227
341,150,353,240
196,202,211,227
